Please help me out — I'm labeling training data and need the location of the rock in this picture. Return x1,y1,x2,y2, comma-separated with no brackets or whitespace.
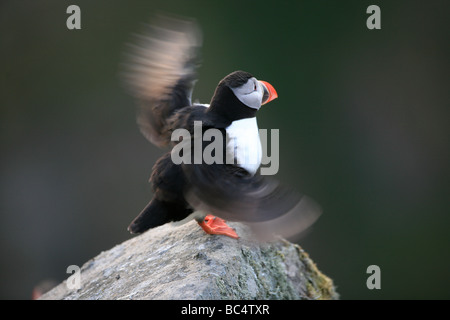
40,220,338,300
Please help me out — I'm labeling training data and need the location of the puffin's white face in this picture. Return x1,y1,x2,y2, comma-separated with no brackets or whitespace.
230,77,266,110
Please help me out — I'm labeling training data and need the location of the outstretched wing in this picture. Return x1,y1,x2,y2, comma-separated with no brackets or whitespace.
183,162,322,240
122,15,202,148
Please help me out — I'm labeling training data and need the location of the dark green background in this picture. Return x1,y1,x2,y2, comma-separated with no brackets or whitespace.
1,0,449,299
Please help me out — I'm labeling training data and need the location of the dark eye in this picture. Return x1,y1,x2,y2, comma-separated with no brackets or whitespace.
254,83,257,91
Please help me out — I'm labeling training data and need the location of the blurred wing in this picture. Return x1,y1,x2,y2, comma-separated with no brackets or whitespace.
183,163,322,240
122,15,202,148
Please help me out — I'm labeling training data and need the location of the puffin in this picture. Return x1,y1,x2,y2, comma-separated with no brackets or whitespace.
123,16,321,240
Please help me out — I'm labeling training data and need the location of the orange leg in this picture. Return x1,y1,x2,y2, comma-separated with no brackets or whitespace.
197,215,239,239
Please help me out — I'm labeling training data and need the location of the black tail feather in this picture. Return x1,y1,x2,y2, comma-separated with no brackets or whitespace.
128,199,172,234
128,198,193,234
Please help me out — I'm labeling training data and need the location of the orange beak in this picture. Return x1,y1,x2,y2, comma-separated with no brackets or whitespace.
259,80,278,105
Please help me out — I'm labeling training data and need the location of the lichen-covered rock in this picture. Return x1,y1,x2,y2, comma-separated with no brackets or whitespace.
40,220,338,300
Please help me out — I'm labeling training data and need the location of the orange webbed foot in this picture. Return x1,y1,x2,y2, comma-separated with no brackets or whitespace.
197,215,239,239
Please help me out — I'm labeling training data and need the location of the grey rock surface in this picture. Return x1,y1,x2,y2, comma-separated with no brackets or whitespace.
40,220,338,300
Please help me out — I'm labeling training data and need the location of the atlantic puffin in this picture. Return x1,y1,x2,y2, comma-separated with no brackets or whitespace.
123,16,320,240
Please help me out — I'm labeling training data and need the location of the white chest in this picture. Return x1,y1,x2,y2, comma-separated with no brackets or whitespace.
225,117,262,175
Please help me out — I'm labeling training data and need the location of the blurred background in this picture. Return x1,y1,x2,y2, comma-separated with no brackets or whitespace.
1,0,449,299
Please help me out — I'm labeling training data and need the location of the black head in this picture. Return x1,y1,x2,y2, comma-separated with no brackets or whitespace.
220,70,254,89
207,71,277,126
